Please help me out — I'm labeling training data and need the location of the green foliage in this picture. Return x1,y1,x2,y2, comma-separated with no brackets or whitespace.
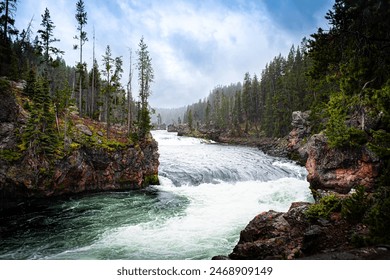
0,149,22,162
138,107,152,138
325,90,367,148
37,8,64,74
183,44,312,138
129,131,139,144
305,194,342,222
136,37,154,139
101,45,123,138
307,1,390,244
143,174,159,187
22,75,60,158
187,109,193,131
365,186,390,243
341,186,371,224
368,84,390,159
0,76,10,91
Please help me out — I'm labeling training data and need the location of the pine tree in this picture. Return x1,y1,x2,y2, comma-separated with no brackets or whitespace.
89,58,101,119
205,100,211,129
127,48,134,134
187,109,193,131
37,8,64,79
136,37,154,139
23,74,59,157
74,0,88,116
101,45,123,139
0,0,18,40
0,0,18,76
242,72,251,133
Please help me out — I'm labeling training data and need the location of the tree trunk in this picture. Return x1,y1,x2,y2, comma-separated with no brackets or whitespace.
79,32,83,116
3,0,9,40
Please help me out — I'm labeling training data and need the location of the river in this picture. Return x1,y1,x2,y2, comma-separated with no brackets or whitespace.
0,130,313,259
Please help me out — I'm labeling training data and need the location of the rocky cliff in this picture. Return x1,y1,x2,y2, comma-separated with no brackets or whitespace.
0,80,159,209
287,111,381,195
214,111,385,260
305,133,380,195
215,202,390,260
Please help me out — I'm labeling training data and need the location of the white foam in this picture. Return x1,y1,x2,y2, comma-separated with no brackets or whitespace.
74,177,313,259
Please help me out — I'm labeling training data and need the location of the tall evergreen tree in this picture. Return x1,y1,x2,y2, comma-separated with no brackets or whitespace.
242,72,251,133
23,74,59,157
127,48,134,134
0,0,18,40
74,0,88,116
101,45,123,139
0,0,18,76
136,37,154,138
37,8,64,79
89,58,101,119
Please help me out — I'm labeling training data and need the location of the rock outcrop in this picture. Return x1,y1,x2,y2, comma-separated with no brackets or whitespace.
305,133,380,194
287,111,311,164
286,110,381,194
218,202,390,260
228,202,311,260
167,124,178,133
0,79,159,209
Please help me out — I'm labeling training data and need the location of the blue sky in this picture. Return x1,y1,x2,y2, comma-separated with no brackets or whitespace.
15,0,334,108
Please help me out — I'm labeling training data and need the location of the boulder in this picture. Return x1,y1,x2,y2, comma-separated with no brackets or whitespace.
167,124,178,132
229,203,311,260
76,123,93,136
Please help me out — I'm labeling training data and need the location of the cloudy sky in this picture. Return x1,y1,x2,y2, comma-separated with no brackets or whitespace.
15,0,334,108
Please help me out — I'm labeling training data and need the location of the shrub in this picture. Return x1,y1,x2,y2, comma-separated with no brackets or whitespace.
365,186,390,243
341,186,371,224
305,194,342,222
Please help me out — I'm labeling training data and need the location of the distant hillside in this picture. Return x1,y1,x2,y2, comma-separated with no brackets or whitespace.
151,107,187,126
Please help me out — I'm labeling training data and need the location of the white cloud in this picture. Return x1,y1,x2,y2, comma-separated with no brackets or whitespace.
111,0,298,108
15,0,327,108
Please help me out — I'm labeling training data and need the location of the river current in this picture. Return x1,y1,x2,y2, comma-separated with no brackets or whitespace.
0,130,313,259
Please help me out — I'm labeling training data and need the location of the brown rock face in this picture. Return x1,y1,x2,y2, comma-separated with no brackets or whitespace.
287,111,311,165
229,203,311,260
0,138,159,205
221,202,390,260
0,79,159,208
305,133,380,194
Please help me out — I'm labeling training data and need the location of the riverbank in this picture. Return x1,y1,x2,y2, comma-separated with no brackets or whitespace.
0,79,159,209
213,201,390,260
171,125,290,159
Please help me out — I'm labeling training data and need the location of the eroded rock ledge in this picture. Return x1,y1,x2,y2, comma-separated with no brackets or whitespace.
305,133,380,194
213,202,390,260
0,80,159,209
287,111,381,194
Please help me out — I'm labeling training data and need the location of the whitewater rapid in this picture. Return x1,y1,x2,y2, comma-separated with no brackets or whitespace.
0,130,313,260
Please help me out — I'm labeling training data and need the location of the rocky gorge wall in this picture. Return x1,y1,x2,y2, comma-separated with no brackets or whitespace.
0,80,159,209
287,111,381,195
214,111,386,260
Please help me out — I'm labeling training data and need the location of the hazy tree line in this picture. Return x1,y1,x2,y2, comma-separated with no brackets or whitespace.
183,44,312,138
0,0,154,147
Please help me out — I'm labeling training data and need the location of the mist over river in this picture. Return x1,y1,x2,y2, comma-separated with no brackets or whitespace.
0,130,313,259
